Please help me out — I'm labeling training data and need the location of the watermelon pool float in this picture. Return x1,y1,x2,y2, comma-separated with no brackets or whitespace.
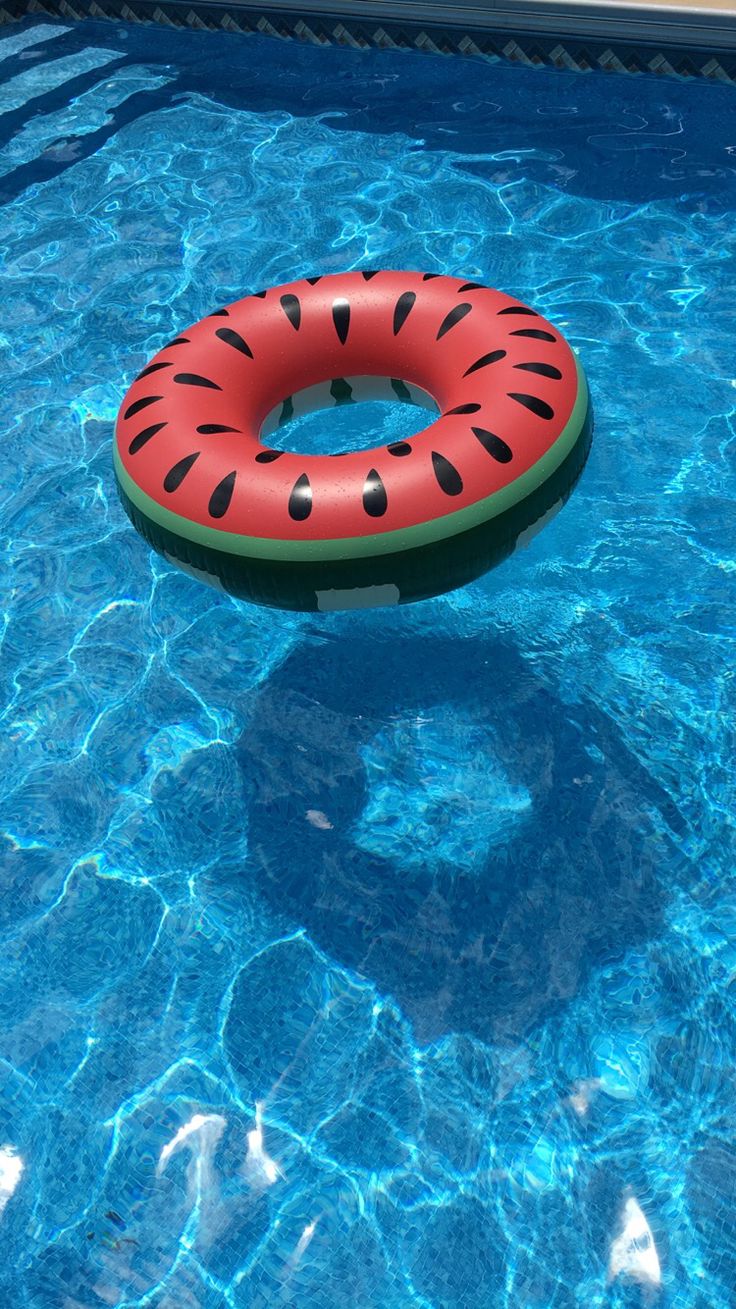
114,270,592,611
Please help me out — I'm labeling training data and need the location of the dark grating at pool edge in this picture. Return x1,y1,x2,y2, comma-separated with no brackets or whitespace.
4,0,736,84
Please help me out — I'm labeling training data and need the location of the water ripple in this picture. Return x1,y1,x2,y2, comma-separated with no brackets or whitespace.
1,17,735,1309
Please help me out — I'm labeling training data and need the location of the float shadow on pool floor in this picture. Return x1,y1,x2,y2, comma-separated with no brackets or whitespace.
236,630,673,1047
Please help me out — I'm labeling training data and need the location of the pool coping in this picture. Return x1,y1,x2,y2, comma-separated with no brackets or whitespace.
5,0,736,81
157,0,736,50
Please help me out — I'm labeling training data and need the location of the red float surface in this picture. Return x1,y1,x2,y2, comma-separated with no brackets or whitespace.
115,271,580,542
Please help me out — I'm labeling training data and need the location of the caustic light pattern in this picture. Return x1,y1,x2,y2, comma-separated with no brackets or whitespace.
1,15,735,1309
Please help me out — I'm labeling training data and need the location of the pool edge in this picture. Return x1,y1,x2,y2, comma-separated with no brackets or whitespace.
5,0,736,82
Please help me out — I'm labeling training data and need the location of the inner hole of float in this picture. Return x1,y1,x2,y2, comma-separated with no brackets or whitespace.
259,376,439,456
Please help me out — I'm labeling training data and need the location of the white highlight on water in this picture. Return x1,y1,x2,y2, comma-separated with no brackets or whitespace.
290,1217,320,1267
608,1191,662,1292
0,1145,24,1215
157,1111,227,1198
243,1101,283,1189
567,1077,602,1117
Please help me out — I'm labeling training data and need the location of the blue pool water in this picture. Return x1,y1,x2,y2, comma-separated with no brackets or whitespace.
1,15,735,1306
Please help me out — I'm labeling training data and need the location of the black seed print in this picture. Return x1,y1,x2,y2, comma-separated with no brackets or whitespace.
363,469,388,517
330,378,354,405
332,298,350,344
128,422,166,455
508,393,555,420
510,328,557,342
497,306,539,316
432,452,463,495
208,308,230,317
216,327,254,358
209,470,236,519
167,337,190,347
361,271,379,281
252,290,267,299
391,379,412,402
289,473,312,521
197,424,241,434
457,282,485,292
306,276,321,285
280,294,301,330
164,451,200,492
463,350,506,376
387,442,412,457
279,397,294,426
124,395,162,421
136,361,172,380
255,450,284,463
422,273,440,281
444,403,481,415
174,374,222,390
437,303,472,339
393,291,416,335
514,361,562,379
472,426,513,463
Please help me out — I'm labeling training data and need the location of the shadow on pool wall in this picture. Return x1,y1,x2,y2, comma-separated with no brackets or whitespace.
237,628,673,1048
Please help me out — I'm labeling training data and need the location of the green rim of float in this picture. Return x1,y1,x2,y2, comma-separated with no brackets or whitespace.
114,356,589,566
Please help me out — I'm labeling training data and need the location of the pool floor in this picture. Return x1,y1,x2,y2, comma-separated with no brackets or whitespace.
0,16,735,1307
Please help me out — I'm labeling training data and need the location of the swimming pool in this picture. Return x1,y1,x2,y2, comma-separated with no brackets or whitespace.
1,14,735,1305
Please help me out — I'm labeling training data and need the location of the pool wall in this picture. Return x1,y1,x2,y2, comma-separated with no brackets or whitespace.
5,0,736,81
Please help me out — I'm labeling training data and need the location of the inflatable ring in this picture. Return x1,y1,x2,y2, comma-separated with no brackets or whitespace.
114,270,592,611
